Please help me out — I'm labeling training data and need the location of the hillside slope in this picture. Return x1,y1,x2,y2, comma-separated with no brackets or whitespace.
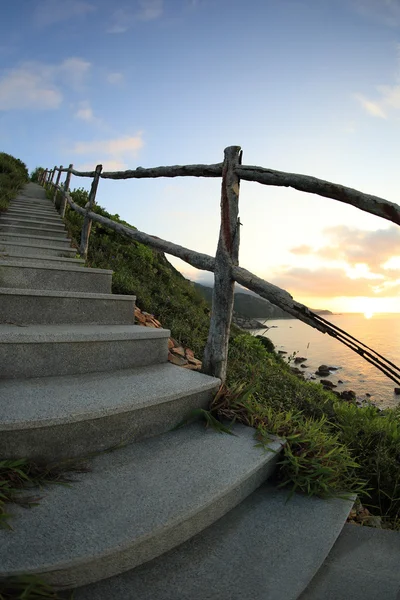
193,283,332,319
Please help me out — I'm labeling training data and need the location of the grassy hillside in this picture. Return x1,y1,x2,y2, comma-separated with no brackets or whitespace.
0,152,29,212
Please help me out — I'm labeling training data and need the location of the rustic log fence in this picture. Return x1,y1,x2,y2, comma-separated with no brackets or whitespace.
38,146,400,386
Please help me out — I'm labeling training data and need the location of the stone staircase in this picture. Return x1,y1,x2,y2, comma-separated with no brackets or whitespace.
0,183,363,599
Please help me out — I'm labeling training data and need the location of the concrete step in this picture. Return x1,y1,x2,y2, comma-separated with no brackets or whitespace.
0,424,283,589
16,184,47,200
5,209,60,220
0,324,169,378
0,240,77,258
0,363,221,461
71,483,353,600
299,524,400,600
0,253,85,267
0,213,63,225
10,199,55,208
0,260,112,292
0,288,135,325
7,206,58,217
0,216,65,230
0,220,67,237
0,224,68,238
0,233,72,247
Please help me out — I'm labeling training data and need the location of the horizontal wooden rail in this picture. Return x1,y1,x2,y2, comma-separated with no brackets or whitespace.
54,161,400,228
59,164,223,180
236,165,400,226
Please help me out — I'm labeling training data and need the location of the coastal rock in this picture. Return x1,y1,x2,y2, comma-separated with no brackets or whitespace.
340,390,357,402
320,380,337,388
300,364,308,368
315,367,331,377
232,313,266,330
294,356,307,364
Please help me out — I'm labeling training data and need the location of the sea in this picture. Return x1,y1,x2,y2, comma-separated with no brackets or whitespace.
252,313,400,409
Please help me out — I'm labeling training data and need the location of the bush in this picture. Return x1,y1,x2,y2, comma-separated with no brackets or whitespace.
0,152,29,212
30,167,44,183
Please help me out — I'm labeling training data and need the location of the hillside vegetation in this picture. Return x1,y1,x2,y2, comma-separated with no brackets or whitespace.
0,152,29,212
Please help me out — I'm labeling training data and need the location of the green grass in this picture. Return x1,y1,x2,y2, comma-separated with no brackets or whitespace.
0,575,71,599
0,152,29,212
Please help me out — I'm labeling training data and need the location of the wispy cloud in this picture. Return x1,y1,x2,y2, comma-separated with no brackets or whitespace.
281,225,400,299
354,94,387,118
137,0,163,21
107,0,163,33
71,134,144,171
0,57,91,111
0,67,62,110
34,0,96,26
73,100,103,125
106,72,124,85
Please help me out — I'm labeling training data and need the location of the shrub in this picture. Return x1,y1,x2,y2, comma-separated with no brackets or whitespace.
0,152,29,212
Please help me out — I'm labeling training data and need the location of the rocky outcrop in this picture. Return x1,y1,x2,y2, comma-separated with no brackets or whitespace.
134,307,202,371
232,313,266,329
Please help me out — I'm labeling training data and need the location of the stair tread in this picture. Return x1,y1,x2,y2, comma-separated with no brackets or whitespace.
0,287,134,300
0,224,66,233
0,323,169,342
0,216,65,227
299,524,400,600
72,483,354,600
0,254,84,264
0,363,218,428
0,232,72,242
0,240,76,251
1,424,283,584
0,260,111,274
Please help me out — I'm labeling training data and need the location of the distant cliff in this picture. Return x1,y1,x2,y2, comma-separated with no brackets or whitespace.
193,283,332,320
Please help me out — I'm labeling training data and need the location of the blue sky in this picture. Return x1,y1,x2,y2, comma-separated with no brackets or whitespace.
1,0,400,313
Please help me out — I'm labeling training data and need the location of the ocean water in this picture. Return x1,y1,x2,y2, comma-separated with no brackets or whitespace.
252,313,400,408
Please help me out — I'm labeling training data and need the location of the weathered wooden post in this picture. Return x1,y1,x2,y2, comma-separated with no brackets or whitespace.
79,164,102,260
202,146,242,382
52,166,63,203
42,169,49,188
59,164,73,216
49,166,56,189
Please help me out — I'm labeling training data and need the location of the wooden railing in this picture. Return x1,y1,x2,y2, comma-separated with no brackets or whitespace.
39,146,400,386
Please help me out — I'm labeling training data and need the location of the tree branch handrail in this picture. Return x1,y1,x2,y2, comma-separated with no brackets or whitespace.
43,147,400,387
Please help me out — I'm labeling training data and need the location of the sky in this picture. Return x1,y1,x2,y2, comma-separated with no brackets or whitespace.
1,0,400,315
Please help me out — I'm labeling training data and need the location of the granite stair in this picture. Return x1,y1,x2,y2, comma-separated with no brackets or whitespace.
0,183,359,599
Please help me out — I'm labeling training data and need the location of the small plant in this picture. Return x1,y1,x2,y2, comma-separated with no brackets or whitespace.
0,575,69,599
210,381,366,499
0,457,90,529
